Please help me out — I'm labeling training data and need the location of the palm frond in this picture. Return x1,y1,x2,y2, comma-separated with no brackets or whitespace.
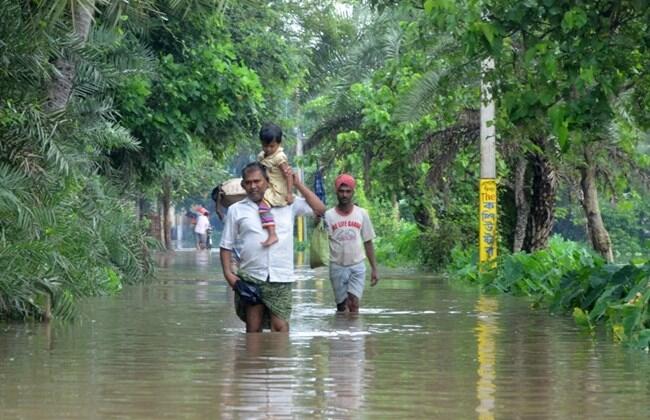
0,0,156,322
413,109,480,186
0,164,36,232
326,10,404,98
382,25,404,62
166,0,228,19
394,69,444,122
0,1,64,90
305,112,363,152
0,104,74,176
89,122,141,152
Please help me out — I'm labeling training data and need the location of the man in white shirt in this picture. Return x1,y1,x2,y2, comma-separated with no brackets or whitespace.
219,162,325,332
324,174,379,313
194,210,210,250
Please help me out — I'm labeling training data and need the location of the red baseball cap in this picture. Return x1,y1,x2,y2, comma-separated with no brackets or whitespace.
335,173,356,190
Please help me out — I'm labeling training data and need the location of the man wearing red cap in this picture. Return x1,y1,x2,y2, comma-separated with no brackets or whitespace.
323,173,379,312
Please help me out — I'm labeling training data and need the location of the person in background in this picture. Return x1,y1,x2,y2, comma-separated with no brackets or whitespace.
219,162,325,332
324,174,379,313
194,209,210,250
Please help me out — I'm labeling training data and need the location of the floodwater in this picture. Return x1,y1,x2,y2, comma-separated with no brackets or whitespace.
1,252,649,419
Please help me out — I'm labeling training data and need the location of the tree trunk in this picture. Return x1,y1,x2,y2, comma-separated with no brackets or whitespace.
391,191,400,223
580,152,614,263
45,1,96,112
363,148,372,197
155,197,164,243
512,156,529,252
524,138,556,252
404,177,432,228
162,177,172,250
138,196,147,221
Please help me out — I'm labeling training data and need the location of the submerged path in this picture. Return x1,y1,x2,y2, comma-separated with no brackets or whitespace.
1,251,649,419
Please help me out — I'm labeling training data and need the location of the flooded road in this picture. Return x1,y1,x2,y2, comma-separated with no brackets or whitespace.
1,251,649,419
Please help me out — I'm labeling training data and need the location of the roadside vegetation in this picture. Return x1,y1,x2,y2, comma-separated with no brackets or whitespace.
0,0,311,319
300,0,649,347
1,0,648,348
448,237,649,350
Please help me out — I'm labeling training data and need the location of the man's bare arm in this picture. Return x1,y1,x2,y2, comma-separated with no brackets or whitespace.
294,175,325,215
364,240,379,286
220,248,240,288
280,166,325,215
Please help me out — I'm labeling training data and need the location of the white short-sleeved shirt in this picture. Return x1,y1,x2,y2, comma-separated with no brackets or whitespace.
219,196,313,282
324,206,376,266
194,214,210,234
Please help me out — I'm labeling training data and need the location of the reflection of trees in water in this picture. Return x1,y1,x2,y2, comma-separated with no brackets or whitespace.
157,253,174,268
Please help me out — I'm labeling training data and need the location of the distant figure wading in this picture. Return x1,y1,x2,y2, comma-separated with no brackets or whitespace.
194,209,210,250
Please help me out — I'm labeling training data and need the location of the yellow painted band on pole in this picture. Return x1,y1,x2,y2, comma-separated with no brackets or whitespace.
297,215,304,243
479,179,497,265
296,216,305,266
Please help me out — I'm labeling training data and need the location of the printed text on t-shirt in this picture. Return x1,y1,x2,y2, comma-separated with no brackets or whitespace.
331,220,362,231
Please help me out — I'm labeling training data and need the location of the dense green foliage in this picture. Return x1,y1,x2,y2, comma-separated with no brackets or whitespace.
304,0,648,267
555,190,650,261
0,1,315,319
0,1,161,319
0,168,156,320
299,1,648,347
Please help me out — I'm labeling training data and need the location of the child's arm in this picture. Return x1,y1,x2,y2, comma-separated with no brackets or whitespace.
279,162,294,204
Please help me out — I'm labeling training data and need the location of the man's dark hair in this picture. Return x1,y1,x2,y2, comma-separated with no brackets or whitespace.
241,161,269,181
259,122,282,145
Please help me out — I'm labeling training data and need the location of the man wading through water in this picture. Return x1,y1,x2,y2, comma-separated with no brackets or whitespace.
324,174,379,313
219,162,325,332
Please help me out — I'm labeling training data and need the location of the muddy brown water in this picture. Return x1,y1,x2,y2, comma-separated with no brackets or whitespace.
1,251,649,419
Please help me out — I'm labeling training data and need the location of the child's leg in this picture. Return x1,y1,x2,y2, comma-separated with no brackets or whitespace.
259,199,278,247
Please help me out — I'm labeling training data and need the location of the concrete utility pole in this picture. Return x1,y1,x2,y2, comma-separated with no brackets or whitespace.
479,57,497,266
295,127,306,246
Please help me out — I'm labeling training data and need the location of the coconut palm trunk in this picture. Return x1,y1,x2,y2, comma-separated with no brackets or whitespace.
524,137,556,252
45,1,96,112
579,148,614,263
512,156,530,252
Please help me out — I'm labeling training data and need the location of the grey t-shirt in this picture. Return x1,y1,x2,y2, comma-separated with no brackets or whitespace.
324,206,375,266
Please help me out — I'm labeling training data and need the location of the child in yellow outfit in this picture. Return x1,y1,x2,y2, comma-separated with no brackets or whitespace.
256,123,293,247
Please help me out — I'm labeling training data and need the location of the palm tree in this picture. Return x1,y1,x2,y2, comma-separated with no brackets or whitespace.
0,0,161,320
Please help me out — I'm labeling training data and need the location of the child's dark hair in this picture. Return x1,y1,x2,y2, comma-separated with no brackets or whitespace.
259,122,282,145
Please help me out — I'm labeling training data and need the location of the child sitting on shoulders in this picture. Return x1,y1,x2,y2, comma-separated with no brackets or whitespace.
256,122,293,247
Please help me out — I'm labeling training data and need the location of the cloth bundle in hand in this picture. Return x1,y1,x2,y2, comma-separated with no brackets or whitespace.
310,219,330,269
234,280,262,305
